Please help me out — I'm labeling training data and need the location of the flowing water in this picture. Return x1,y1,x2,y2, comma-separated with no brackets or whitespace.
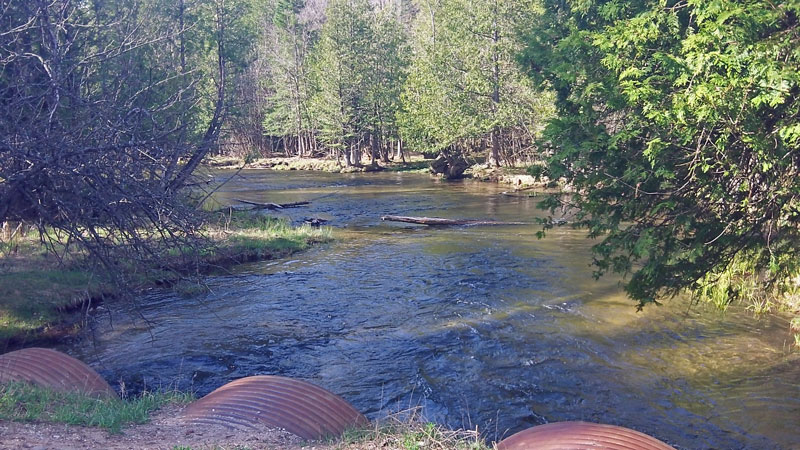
67,170,799,449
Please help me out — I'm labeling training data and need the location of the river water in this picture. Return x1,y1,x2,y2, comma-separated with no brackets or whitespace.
67,170,799,449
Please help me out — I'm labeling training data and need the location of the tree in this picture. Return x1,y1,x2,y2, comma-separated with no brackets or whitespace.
523,0,800,307
362,5,410,164
400,0,552,167
307,0,381,166
0,0,255,276
259,0,319,157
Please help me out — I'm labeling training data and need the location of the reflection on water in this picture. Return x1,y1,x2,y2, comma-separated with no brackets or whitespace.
68,170,799,449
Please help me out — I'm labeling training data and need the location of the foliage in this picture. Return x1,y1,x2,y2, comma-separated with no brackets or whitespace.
308,0,410,165
309,0,376,157
399,0,554,164
524,0,800,308
260,0,318,156
0,0,268,286
0,382,192,434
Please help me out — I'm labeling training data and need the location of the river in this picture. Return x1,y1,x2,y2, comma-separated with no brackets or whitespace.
66,170,799,449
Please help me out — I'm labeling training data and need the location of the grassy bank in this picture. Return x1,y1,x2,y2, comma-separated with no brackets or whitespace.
199,212,331,267
0,213,330,346
0,239,113,345
0,383,193,434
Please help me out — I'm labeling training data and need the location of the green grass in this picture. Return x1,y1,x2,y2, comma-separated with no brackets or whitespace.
0,226,111,342
203,213,331,264
0,268,111,342
0,382,193,433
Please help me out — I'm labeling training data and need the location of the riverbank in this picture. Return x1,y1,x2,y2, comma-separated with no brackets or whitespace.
0,416,490,450
0,383,490,450
0,212,331,349
204,155,548,189
205,155,430,173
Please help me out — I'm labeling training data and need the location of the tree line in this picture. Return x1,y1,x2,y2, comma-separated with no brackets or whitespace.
239,0,553,168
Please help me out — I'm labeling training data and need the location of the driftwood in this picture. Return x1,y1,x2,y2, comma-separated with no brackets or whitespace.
381,215,527,226
233,198,311,210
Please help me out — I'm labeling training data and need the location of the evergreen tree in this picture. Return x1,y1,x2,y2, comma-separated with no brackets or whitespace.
363,4,411,164
261,0,318,156
400,0,552,166
523,0,800,307
308,0,409,166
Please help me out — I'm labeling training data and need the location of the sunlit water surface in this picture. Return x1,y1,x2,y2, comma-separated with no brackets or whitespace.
66,170,799,449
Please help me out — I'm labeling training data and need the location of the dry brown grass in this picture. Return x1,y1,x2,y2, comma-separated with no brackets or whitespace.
332,408,494,450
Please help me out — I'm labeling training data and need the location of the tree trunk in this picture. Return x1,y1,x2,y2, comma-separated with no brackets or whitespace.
380,139,390,163
179,0,186,73
343,143,352,166
369,134,377,166
168,0,227,191
351,143,361,167
489,0,501,168
491,127,501,168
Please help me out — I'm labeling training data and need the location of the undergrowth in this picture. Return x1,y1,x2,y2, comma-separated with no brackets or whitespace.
693,252,800,346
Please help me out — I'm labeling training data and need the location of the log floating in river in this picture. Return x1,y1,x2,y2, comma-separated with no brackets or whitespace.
380,215,528,226
233,198,311,210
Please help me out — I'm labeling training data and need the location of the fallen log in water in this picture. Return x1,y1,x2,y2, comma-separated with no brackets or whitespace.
380,215,527,226
233,198,311,210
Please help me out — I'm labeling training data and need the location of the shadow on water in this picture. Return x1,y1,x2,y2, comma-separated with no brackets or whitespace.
66,170,799,450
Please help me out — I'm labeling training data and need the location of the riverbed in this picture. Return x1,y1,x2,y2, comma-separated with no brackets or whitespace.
67,170,799,449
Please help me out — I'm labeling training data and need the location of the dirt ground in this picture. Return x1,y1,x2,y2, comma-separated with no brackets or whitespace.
0,405,333,450
0,405,450,450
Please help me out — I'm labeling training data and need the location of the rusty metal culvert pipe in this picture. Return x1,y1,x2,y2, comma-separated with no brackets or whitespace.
0,347,117,398
180,375,369,440
496,421,675,450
